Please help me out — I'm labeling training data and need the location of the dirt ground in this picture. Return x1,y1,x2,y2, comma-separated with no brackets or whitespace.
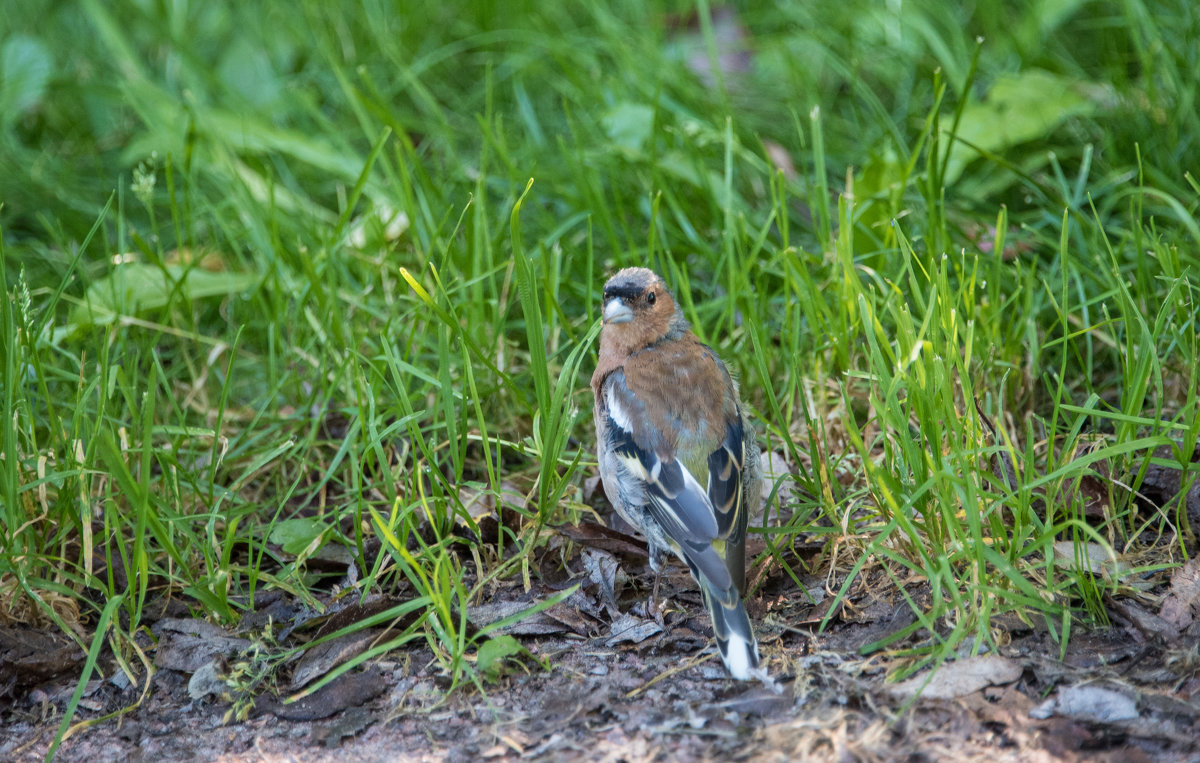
4,530,1200,763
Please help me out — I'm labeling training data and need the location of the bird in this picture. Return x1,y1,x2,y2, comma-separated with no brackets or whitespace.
591,267,764,680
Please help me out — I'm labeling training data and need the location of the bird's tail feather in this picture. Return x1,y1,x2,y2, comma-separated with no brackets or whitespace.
684,553,761,680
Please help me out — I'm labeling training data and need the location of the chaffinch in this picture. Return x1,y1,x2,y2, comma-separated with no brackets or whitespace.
591,267,763,680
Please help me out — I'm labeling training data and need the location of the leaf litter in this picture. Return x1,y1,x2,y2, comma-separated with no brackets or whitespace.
4,437,1200,760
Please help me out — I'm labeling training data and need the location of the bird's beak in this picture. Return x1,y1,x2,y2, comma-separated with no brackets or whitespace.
602,297,633,325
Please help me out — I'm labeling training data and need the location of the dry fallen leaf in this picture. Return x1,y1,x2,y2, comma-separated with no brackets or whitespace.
1108,597,1180,643
0,625,84,696
1159,557,1200,631
1053,541,1130,580
466,599,572,637
889,654,1024,700
1030,683,1139,723
290,630,380,690
187,659,228,700
583,548,622,619
605,612,663,647
758,451,796,525
261,669,387,721
459,481,527,518
556,522,649,559
763,141,797,181
153,618,251,672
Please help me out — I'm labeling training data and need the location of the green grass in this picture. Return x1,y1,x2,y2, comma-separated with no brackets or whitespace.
2,0,1198,733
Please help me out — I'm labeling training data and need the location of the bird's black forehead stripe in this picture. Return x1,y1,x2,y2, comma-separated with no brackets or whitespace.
604,277,653,301
604,284,645,301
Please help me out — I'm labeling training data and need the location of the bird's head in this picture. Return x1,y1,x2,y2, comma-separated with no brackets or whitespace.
599,267,687,354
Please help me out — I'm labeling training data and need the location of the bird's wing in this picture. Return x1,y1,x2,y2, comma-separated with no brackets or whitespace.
706,414,748,540
601,370,736,590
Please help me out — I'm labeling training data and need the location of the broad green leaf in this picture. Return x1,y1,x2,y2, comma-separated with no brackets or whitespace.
0,36,53,128
217,36,282,108
269,518,327,556
69,264,258,328
602,102,655,152
944,69,1097,184
476,635,527,681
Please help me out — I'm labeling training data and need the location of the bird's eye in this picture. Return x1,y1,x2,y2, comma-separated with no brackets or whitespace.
647,291,656,305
